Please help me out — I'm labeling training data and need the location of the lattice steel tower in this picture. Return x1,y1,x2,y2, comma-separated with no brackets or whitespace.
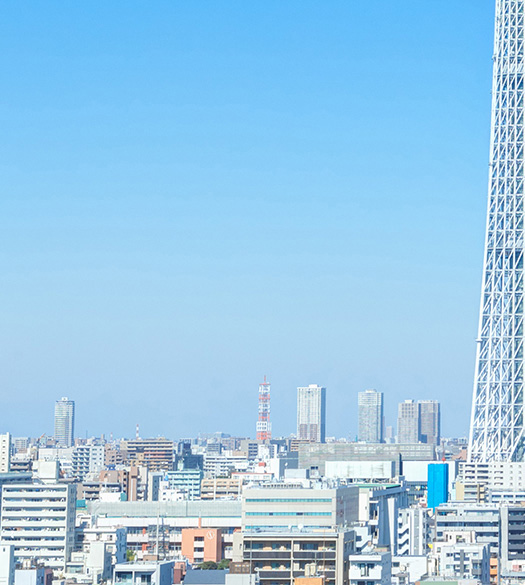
256,376,271,441
469,0,525,462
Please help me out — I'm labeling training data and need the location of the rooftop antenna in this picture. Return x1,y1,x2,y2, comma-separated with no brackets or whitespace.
136,423,140,440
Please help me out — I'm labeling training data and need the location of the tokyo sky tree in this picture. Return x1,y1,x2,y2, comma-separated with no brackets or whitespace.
469,0,525,462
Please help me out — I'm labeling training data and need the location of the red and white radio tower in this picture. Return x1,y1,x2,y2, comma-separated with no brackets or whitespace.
256,376,271,442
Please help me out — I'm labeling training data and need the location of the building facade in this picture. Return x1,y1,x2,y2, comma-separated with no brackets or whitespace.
54,398,75,448
0,483,76,572
397,401,420,444
419,401,440,446
297,385,326,443
358,390,384,444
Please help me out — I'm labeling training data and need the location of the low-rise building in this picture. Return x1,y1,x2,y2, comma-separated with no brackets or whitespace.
349,549,391,585
114,560,174,585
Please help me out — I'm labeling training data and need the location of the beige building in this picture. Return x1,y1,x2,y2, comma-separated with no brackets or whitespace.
201,477,242,500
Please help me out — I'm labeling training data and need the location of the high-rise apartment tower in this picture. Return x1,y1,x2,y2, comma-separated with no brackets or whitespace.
419,400,441,446
297,385,326,443
54,397,75,447
358,389,384,443
469,0,525,462
256,377,271,441
397,400,420,444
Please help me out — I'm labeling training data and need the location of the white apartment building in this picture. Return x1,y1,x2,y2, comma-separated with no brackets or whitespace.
457,461,525,502
72,445,104,481
203,453,249,478
0,435,11,474
349,550,391,585
435,503,499,555
0,483,76,572
397,507,433,556
429,532,490,584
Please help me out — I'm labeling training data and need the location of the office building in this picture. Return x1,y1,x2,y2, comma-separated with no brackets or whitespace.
419,401,440,446
358,389,384,443
54,397,75,447
428,463,449,510
297,385,326,443
0,483,76,571
241,485,359,531
469,0,525,462
397,401,420,444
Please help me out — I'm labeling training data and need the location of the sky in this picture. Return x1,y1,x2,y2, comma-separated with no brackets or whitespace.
0,1,496,440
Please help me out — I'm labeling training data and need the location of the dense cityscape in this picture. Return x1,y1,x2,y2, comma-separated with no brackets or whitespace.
0,389,459,585
1,1,523,585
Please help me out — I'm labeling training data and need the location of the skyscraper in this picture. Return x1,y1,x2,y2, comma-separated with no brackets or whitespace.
469,0,525,462
397,400,420,444
256,377,271,441
54,397,75,447
297,385,326,443
358,389,384,443
419,400,441,446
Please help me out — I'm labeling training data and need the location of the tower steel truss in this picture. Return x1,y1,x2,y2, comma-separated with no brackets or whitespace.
256,377,271,441
469,0,525,462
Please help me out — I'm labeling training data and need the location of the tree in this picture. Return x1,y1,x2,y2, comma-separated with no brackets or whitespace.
198,561,218,570
126,549,136,562
217,559,230,570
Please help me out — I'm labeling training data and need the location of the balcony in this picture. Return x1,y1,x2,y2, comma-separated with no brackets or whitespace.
293,551,336,560
243,551,291,560
257,571,291,580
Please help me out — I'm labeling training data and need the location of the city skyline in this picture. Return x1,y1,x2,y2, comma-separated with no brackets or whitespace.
0,2,519,583
0,1,495,439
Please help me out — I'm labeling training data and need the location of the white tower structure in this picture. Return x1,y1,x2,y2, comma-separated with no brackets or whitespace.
469,0,525,462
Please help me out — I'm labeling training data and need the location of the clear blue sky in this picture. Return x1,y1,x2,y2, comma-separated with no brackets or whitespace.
0,1,495,440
